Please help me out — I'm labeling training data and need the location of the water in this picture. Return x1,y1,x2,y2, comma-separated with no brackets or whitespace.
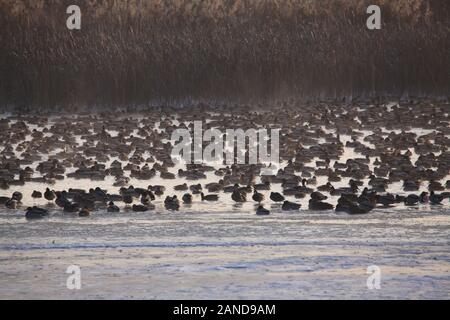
0,112,449,299
0,206,449,299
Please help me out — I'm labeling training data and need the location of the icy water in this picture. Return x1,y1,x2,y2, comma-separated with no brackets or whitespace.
0,206,449,299
0,112,449,299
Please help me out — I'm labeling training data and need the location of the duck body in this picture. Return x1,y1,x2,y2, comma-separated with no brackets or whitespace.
107,201,120,212
182,193,192,204
44,188,56,201
25,206,48,219
164,196,180,210
270,192,284,202
404,194,419,206
309,199,334,211
310,191,328,201
256,205,270,216
12,191,23,202
430,191,443,205
5,198,18,209
31,190,42,198
232,190,246,203
201,193,219,201
64,202,79,213
252,190,264,203
282,201,301,211
376,194,396,207
132,204,149,212
79,207,91,217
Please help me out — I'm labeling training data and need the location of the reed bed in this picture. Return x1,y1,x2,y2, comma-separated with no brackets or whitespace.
0,0,449,111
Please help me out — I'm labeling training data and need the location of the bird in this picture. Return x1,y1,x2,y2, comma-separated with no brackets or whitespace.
107,201,120,212
201,193,219,201
31,190,42,199
309,199,334,211
122,193,133,205
419,192,429,203
282,201,301,211
55,193,70,208
44,188,56,202
232,189,246,202
140,192,152,205
404,194,419,206
376,194,396,207
270,192,284,202
310,191,327,201
182,193,192,204
429,191,444,205
132,204,149,212
5,198,18,209
25,207,48,220
12,191,23,202
63,202,79,213
256,205,270,216
252,190,264,203
164,196,180,210
79,207,91,217
174,183,188,191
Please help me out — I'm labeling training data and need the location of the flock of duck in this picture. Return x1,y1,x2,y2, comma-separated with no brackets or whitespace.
0,101,449,219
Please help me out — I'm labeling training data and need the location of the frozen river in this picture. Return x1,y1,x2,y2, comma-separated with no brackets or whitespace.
0,205,449,299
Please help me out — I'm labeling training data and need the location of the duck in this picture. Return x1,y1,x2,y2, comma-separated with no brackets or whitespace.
64,202,79,213
148,185,165,196
308,199,334,211
252,190,264,203
336,197,372,215
122,193,133,205
270,192,284,202
256,205,270,216
429,191,444,205
403,180,419,191
174,183,188,191
200,193,219,201
25,206,49,219
107,201,120,212
232,189,246,203
164,196,180,210
140,192,152,205
376,194,396,207
78,207,91,217
182,193,193,204
428,180,444,191
254,181,270,191
5,198,18,209
282,201,301,211
132,204,149,212
419,191,429,203
317,182,334,192
12,191,23,202
44,188,56,202
55,192,70,208
160,172,175,179
189,184,202,194
404,194,419,206
310,191,327,201
297,179,314,193
31,190,42,199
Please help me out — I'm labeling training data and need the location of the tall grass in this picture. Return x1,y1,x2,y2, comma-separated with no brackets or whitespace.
0,0,449,111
